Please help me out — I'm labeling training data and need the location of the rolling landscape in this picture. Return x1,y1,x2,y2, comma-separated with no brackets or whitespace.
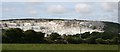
1,19,120,52
1,1,119,52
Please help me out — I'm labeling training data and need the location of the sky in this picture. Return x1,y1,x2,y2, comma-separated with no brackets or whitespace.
0,0,119,23
1,0,119,2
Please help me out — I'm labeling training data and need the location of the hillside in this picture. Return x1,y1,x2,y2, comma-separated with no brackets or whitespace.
1,19,120,44
1,19,120,35
0,19,120,34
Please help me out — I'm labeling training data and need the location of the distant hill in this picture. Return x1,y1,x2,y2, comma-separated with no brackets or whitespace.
103,22,120,34
1,19,120,34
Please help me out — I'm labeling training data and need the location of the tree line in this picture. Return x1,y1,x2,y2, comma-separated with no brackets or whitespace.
2,28,119,44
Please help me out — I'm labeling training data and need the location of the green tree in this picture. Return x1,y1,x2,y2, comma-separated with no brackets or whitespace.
110,37,118,44
24,30,45,43
24,30,37,43
85,37,97,44
36,32,45,43
66,36,83,44
49,33,60,40
3,28,24,43
81,32,90,39
96,38,105,44
2,34,10,43
100,32,115,40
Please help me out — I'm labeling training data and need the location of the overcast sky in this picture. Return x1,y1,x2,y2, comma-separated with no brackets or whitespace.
1,0,119,2
0,0,119,23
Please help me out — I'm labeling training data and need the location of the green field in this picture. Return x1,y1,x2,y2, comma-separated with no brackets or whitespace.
2,44,118,50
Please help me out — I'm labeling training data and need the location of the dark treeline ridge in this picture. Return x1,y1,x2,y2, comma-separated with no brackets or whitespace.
1,18,89,22
2,28,119,44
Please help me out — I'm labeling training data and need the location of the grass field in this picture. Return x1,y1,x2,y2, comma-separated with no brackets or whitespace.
2,44,118,50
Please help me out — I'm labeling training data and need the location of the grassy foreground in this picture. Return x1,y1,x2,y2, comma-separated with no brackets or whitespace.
2,44,118,50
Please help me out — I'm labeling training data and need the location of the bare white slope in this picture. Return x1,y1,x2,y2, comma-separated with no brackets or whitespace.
1,20,104,35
